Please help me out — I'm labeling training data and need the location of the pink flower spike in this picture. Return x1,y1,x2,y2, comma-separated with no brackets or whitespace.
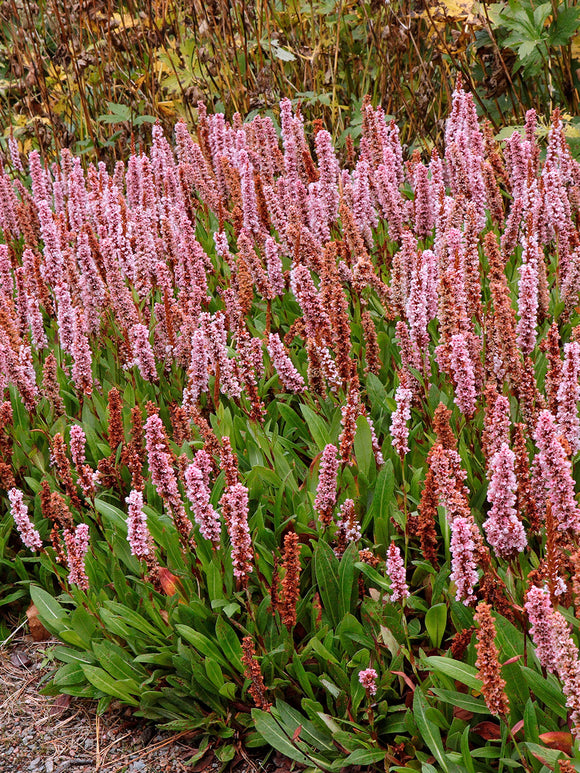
314,444,339,525
126,489,151,559
64,523,90,590
449,333,477,417
484,443,527,560
267,333,305,393
386,542,409,602
184,462,221,544
390,375,412,457
358,668,378,696
534,409,580,531
556,342,580,455
8,488,42,551
449,515,479,605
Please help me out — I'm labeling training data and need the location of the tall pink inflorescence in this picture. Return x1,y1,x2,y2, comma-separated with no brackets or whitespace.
8,488,42,551
314,444,339,525
64,523,90,590
220,482,253,583
516,260,539,355
267,333,305,393
534,409,580,531
129,324,159,382
525,585,580,736
390,373,413,457
449,515,480,605
386,542,410,602
184,462,221,544
556,342,580,455
448,333,477,417
126,489,151,559
484,443,527,560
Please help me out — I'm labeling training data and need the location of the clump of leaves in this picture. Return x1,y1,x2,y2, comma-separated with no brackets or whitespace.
3,84,580,771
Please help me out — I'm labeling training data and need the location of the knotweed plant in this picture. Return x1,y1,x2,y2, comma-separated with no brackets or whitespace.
4,83,580,770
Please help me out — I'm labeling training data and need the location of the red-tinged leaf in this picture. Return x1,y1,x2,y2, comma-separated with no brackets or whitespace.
392,671,416,692
292,725,302,742
511,719,524,736
158,568,179,596
503,655,523,666
453,707,474,721
472,721,501,740
539,732,573,755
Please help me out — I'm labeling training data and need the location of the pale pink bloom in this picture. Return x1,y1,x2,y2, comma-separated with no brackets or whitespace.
265,237,285,297
65,523,90,590
220,482,253,581
267,333,305,393
386,542,409,602
413,162,435,237
129,324,158,382
336,499,361,542
184,462,221,544
367,415,384,467
8,488,42,551
358,668,378,696
144,414,182,512
390,375,412,456
516,260,539,354
556,342,580,455
449,333,477,416
450,515,479,605
314,444,339,522
71,309,93,396
8,135,23,173
290,264,332,343
484,394,511,470
525,585,580,736
534,410,580,531
126,489,151,559
484,443,527,559
183,329,209,408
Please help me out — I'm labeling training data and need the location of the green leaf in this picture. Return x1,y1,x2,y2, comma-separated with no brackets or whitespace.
215,617,244,673
413,689,449,773
521,666,567,718
29,586,67,634
301,405,331,450
430,689,489,714
175,625,230,670
81,665,140,705
353,415,373,479
338,542,357,619
524,742,563,767
425,603,447,649
252,710,312,766
460,726,475,773
424,656,482,691
315,541,340,627
340,749,386,766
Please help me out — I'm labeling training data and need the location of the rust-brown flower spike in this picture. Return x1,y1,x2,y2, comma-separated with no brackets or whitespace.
474,601,509,717
280,532,301,631
242,637,271,711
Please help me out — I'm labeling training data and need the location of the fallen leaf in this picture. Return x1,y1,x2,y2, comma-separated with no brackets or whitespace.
26,603,51,641
49,694,71,716
10,649,32,667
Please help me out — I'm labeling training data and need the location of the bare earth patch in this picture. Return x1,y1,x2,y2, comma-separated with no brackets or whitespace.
0,636,286,773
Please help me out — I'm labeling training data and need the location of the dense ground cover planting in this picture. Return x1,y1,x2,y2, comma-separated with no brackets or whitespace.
3,81,580,771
